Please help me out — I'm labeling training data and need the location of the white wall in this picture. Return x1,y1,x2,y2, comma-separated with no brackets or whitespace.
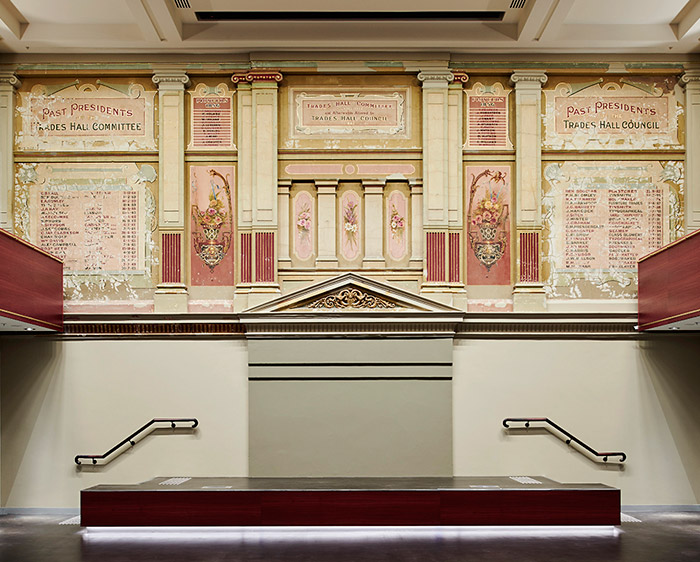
453,337,700,506
0,338,248,508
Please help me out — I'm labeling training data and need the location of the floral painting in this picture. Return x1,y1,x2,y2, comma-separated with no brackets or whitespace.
341,191,361,261
293,191,314,261
466,165,511,285
387,191,408,261
190,165,235,286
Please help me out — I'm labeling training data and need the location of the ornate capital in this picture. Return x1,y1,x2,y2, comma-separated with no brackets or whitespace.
231,71,283,84
417,70,454,84
681,70,700,87
510,71,548,86
0,72,21,89
451,71,469,84
152,71,190,89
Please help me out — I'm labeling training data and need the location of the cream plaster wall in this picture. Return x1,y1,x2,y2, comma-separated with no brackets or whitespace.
1,335,699,508
453,336,700,506
0,338,248,508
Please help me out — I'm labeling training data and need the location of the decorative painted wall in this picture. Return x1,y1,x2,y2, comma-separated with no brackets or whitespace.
3,66,693,312
466,165,512,286
190,165,235,286
14,162,158,307
542,160,683,299
543,76,683,151
15,79,156,152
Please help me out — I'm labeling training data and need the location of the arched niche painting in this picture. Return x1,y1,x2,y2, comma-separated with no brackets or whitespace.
386,190,408,262
466,165,512,285
340,190,362,262
292,190,315,262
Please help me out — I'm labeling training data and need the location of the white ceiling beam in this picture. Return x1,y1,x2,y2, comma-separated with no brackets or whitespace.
145,0,183,43
675,0,700,39
517,0,555,42
0,0,26,39
553,24,677,43
126,0,163,43
537,0,575,41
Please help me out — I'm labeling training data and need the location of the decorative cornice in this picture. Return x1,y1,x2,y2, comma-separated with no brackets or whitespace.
417,70,454,83
510,71,548,86
0,72,21,89
231,71,283,84
152,71,190,88
303,288,400,311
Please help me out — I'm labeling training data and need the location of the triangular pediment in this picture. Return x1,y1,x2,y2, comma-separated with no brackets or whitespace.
243,273,460,315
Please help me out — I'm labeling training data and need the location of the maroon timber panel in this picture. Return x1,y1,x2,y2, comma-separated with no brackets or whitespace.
81,488,620,527
0,228,63,330
440,489,620,525
638,229,700,330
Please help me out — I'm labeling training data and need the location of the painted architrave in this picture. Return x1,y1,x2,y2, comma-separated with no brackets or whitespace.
16,80,156,152
190,165,235,286
543,77,682,151
290,87,409,138
466,165,512,285
465,81,513,150
187,82,236,151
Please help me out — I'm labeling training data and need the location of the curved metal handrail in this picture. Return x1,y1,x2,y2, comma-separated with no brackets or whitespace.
502,417,626,463
75,418,198,465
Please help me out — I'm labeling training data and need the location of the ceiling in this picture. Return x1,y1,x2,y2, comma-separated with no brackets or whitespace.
0,0,699,57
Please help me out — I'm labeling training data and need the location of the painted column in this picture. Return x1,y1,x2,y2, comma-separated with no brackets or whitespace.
510,71,548,312
418,69,454,305
0,72,20,231
232,71,282,309
152,69,190,313
682,70,700,231
277,180,292,268
449,72,468,309
409,179,424,268
315,180,339,268
363,179,385,269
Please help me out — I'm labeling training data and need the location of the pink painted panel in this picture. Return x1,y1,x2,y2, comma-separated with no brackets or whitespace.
293,191,314,261
340,191,361,261
387,191,408,261
190,166,235,286
256,232,275,282
466,166,511,285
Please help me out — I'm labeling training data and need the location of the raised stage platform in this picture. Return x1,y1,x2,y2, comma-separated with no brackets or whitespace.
81,476,620,527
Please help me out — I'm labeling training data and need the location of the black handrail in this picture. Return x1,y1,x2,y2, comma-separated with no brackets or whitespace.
502,417,626,463
75,418,198,465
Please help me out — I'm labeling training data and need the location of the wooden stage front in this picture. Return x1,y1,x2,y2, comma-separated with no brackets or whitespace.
81,476,620,527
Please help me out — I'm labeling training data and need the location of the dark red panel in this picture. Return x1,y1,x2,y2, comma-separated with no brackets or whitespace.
81,487,620,527
0,228,63,331
638,229,700,330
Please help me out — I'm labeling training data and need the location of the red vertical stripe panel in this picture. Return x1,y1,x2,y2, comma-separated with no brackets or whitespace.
241,233,252,283
255,232,275,283
449,232,460,283
427,232,446,282
519,232,539,283
162,233,181,283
